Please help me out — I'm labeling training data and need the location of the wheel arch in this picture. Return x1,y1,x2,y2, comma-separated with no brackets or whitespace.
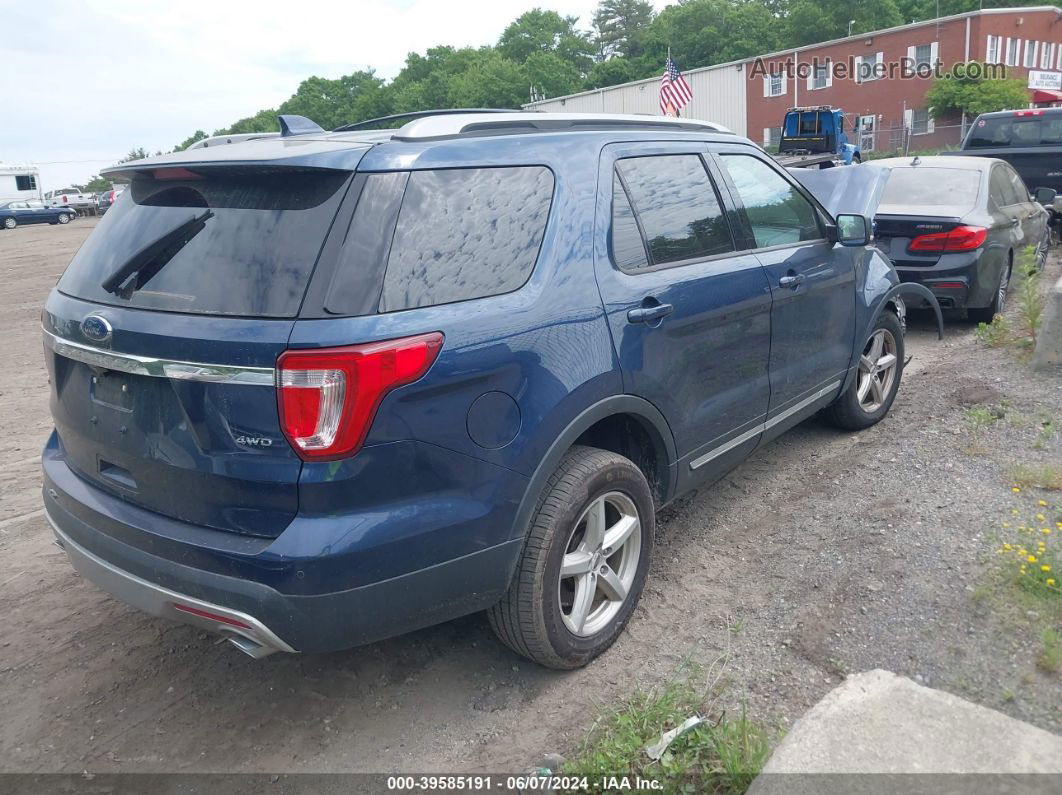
507,396,677,546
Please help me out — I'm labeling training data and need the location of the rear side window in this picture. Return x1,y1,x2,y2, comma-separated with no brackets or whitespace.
966,115,1062,148
615,155,733,266
378,166,554,312
720,154,822,248
990,167,1023,207
611,174,650,271
58,168,350,317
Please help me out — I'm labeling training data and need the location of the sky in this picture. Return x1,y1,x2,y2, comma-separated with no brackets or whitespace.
1,1,671,193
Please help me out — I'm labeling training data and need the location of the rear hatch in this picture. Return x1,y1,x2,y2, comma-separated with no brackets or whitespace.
44,159,357,537
871,165,982,267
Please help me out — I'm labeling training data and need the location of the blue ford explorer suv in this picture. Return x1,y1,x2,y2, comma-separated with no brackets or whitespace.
42,111,938,669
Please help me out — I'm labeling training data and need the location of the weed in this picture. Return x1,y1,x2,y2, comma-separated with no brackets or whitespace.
1034,422,1057,451
1008,463,1062,491
1001,686,1016,703
974,315,1010,347
729,619,744,634
563,672,771,794
995,490,1061,600
1038,628,1061,674
1013,246,1045,341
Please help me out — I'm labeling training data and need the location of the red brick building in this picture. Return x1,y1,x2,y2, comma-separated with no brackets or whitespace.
527,6,1062,155
749,5,1062,153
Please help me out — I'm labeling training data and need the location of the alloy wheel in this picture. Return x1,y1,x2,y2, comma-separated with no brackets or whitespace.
856,328,898,413
2,218,14,229
997,265,1010,313
1035,227,1050,271
558,491,642,637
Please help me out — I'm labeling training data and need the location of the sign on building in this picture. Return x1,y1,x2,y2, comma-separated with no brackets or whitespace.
1028,70,1062,90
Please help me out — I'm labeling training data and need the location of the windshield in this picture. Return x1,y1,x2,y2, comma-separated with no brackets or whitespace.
879,167,981,213
58,168,350,317
966,115,1062,148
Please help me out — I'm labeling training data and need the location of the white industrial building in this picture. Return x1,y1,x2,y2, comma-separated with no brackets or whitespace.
524,60,750,137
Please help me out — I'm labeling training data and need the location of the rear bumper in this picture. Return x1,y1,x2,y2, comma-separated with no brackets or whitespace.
50,514,295,658
894,250,990,309
43,443,525,654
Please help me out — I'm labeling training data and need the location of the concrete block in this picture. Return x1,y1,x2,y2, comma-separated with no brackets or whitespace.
1032,274,1062,370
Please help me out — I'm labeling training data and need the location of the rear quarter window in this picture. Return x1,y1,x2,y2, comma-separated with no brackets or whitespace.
378,166,554,312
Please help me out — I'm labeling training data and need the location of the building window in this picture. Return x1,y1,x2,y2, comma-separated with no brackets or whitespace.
1024,40,1039,68
912,109,931,135
913,44,933,67
858,52,883,82
1005,37,1020,66
810,60,830,90
770,72,783,96
986,35,1001,64
15,175,36,191
1041,42,1054,69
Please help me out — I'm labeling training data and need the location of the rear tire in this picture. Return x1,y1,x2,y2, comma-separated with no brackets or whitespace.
968,257,1011,324
488,445,654,669
2,217,16,230
826,311,904,431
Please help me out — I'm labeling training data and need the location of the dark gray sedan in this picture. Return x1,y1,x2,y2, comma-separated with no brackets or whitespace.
868,155,1052,322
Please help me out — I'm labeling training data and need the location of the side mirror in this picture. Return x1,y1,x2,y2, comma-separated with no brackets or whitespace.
835,213,870,246
1033,187,1057,206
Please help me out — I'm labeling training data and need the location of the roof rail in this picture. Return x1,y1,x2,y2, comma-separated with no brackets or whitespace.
334,108,515,132
392,112,732,141
187,132,280,150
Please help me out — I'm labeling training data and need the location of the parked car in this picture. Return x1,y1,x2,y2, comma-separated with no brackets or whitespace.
42,111,937,669
943,108,1062,240
0,200,76,229
44,187,93,213
867,155,1052,322
95,187,124,214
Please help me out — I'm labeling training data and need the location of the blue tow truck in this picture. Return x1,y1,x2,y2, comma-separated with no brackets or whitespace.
774,105,861,168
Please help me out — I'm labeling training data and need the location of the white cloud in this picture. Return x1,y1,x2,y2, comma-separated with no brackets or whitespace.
1,1,672,191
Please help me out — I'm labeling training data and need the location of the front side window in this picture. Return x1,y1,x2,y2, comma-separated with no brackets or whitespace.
379,166,554,312
614,154,734,267
719,154,822,249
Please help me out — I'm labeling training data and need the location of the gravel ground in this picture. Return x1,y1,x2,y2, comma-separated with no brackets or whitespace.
0,219,1058,775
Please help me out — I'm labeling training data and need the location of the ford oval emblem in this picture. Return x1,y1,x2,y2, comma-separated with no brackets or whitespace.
81,314,112,344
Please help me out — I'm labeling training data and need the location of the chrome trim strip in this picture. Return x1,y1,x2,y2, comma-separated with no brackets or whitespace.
689,380,841,470
46,509,296,656
43,330,275,386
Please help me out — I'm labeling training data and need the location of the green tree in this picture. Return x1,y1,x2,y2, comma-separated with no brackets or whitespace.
217,108,279,135
447,49,528,108
584,56,643,89
119,147,150,163
924,64,1031,119
592,0,655,59
278,70,392,129
783,0,902,45
498,9,594,72
525,51,583,98
389,46,482,112
175,130,208,151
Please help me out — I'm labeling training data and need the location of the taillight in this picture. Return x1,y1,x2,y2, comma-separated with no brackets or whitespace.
277,332,444,460
61,195,68,203
908,225,987,253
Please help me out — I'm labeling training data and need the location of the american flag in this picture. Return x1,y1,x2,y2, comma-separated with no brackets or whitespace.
659,55,692,116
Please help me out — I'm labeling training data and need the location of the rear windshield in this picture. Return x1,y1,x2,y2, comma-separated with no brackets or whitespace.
966,115,1062,148
58,168,350,317
880,168,981,211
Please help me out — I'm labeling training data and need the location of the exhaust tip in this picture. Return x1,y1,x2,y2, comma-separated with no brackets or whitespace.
225,633,277,659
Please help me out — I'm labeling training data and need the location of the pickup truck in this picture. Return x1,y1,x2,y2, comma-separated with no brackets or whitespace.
43,188,94,214
943,107,1062,240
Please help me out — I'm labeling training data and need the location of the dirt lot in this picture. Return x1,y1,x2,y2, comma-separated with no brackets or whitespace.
0,219,1059,774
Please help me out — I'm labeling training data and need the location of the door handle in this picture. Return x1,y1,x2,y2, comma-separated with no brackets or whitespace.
627,303,674,324
779,273,806,289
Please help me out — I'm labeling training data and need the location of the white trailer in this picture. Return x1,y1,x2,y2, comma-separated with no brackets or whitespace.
0,163,42,203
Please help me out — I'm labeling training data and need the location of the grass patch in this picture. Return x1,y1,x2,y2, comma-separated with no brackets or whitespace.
1008,463,1062,491
563,670,771,794
972,246,1046,357
1038,628,1062,674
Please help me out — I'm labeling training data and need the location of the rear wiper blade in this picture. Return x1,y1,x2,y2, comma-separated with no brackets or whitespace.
101,209,214,298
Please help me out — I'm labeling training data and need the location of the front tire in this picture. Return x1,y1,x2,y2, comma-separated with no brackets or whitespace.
2,217,16,230
488,445,654,669
826,311,904,431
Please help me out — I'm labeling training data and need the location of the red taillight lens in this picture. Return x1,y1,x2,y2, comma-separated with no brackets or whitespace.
61,195,68,203
277,332,444,460
908,225,987,253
